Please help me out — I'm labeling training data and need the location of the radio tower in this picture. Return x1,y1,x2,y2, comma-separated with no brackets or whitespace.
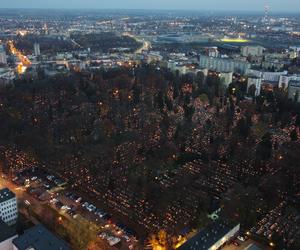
264,2,270,23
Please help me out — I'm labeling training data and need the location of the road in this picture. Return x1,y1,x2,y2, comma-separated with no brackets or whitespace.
123,32,151,53
0,174,37,206
7,40,31,74
0,174,43,224
0,174,73,228
135,40,151,54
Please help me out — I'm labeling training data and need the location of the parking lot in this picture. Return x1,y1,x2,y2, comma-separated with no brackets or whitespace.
9,167,139,249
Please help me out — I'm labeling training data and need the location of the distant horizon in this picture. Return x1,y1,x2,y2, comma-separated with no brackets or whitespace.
1,0,300,13
1,7,300,15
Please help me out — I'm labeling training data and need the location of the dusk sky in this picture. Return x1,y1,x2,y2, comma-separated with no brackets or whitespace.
1,0,300,12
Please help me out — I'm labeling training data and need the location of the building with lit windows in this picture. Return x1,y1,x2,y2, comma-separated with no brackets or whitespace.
0,188,18,226
246,69,287,82
34,43,40,56
0,45,7,65
205,47,219,58
199,55,250,74
241,46,265,57
247,76,262,96
179,220,240,250
288,80,300,102
279,74,300,90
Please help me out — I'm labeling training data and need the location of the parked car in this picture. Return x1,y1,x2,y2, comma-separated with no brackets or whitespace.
237,235,246,241
233,241,240,246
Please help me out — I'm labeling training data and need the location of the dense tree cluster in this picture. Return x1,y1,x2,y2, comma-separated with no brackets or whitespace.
0,64,299,242
70,33,142,53
13,33,141,54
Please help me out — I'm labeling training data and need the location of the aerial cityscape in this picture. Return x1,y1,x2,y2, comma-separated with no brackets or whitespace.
0,1,299,250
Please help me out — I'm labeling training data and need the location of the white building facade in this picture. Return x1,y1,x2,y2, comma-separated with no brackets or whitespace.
0,45,7,65
0,188,18,226
288,81,300,102
241,46,265,57
220,72,233,87
247,77,262,96
246,69,288,82
199,55,251,74
34,43,40,56
279,75,300,90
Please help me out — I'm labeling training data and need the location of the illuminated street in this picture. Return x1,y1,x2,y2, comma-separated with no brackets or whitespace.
123,32,151,53
7,40,31,74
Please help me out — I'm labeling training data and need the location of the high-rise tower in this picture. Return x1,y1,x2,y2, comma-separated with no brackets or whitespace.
34,43,40,56
0,45,7,65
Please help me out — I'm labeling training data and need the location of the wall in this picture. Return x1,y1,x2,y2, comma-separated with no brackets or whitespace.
0,235,18,250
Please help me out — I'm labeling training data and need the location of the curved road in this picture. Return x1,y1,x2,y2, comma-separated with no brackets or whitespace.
123,32,151,53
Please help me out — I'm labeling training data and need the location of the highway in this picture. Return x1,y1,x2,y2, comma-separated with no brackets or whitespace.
7,40,31,74
123,32,151,53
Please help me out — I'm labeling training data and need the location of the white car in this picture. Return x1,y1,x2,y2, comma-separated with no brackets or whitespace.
61,205,71,210
87,204,96,212
107,236,121,246
50,198,58,204
82,202,89,208
237,236,246,242
24,200,31,206
98,232,108,239
75,197,82,203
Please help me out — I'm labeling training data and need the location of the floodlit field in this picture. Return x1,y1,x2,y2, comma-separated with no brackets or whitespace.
220,38,250,43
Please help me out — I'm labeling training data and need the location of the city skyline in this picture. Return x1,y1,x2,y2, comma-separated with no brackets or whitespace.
1,0,300,13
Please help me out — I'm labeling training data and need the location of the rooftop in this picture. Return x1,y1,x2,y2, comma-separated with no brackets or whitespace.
0,188,16,203
289,80,300,87
179,220,239,250
0,219,17,242
13,224,70,250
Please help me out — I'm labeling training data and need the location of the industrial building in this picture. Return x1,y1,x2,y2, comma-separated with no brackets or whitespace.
199,55,250,74
13,224,70,250
288,80,300,102
179,220,240,250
